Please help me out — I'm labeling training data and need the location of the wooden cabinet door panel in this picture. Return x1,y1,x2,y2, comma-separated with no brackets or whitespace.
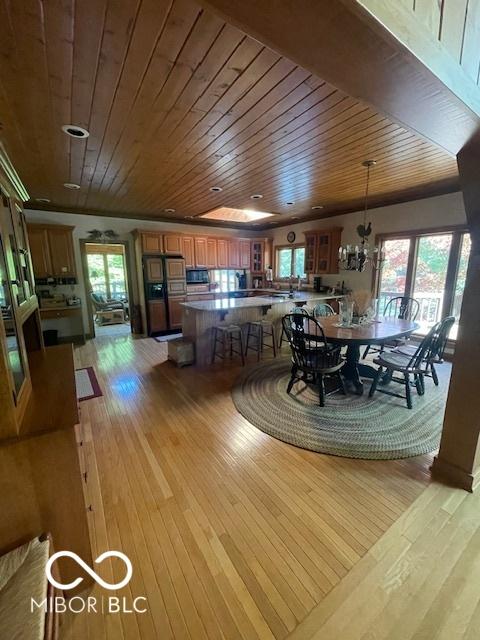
48,228,76,277
28,227,52,278
228,240,240,268
182,237,194,268
217,239,228,268
239,240,251,269
251,240,265,273
167,280,187,295
164,235,182,254
206,238,217,268
165,258,186,280
168,296,185,329
194,237,208,268
148,301,167,333
142,233,163,253
145,258,163,282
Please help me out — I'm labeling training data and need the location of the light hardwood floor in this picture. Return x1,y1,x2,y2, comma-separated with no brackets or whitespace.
63,333,434,639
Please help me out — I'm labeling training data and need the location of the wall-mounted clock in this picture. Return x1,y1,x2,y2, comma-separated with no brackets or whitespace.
287,231,296,243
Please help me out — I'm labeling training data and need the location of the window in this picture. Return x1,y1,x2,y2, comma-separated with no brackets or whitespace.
86,244,128,300
376,228,471,339
276,246,306,279
211,269,237,292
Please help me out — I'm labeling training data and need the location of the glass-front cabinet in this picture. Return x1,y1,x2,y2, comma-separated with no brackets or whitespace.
0,233,25,399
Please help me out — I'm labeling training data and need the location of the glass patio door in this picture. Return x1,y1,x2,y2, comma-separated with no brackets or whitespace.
450,233,472,339
377,238,411,314
411,234,452,335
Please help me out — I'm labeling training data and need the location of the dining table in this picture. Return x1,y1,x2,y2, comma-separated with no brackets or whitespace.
308,315,420,395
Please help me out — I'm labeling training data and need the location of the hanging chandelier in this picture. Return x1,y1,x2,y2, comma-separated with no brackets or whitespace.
338,160,385,272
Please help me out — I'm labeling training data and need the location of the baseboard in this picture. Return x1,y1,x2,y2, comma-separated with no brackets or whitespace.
431,456,480,492
57,334,86,345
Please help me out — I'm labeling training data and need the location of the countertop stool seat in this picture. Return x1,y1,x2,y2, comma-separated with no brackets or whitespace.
245,320,277,361
211,324,245,365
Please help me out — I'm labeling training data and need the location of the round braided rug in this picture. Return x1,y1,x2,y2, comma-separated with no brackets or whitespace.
232,357,448,459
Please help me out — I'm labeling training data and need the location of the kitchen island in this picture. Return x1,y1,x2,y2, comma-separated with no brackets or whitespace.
181,292,344,366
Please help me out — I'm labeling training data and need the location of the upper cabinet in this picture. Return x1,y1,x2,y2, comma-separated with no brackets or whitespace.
239,240,251,269
304,228,342,274
164,234,182,254
206,238,217,268
182,237,195,268
27,224,77,281
141,232,163,254
216,239,228,268
194,237,207,268
228,239,240,269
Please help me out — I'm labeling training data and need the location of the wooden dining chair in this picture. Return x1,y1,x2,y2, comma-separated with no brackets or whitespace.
368,321,440,409
363,295,420,359
282,314,345,407
393,315,455,386
278,306,310,349
311,302,335,318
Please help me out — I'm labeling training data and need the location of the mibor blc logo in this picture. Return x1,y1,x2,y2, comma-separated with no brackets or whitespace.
31,550,147,615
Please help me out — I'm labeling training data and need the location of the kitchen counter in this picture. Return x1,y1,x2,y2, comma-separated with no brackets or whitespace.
181,293,344,366
181,292,344,311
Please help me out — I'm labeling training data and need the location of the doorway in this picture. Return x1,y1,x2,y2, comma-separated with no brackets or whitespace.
376,227,471,340
82,242,132,338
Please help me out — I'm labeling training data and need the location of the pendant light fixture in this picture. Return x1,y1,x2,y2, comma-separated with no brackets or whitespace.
338,160,385,272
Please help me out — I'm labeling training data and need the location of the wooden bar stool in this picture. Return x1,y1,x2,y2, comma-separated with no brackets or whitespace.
245,320,277,361
211,325,245,365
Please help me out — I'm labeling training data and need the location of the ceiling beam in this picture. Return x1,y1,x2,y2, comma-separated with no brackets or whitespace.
197,0,480,156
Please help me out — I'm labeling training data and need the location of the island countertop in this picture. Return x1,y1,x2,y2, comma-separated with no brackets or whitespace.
181,292,345,312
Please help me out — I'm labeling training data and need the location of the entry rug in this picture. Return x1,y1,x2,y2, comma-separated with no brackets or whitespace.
75,367,103,401
153,332,183,343
232,357,450,460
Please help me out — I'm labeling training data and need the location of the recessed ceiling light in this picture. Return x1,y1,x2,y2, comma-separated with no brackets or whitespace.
63,182,81,190
311,205,324,210
286,201,295,205
184,215,194,219
61,124,90,139
250,194,263,200
35,197,51,204
209,186,222,192
291,216,300,220
164,208,176,213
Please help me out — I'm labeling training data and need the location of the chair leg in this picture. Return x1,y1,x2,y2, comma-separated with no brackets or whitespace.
363,345,370,359
271,327,277,357
238,330,245,366
369,366,383,397
404,373,413,409
211,329,217,364
431,363,439,386
338,372,347,395
414,374,424,396
287,364,297,394
318,375,325,407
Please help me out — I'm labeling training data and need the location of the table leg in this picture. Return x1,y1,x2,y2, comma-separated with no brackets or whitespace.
342,345,378,395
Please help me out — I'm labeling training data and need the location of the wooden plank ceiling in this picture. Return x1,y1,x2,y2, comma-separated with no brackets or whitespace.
0,0,459,229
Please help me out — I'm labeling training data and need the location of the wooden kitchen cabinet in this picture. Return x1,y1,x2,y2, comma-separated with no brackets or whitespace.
148,300,167,333
217,239,228,268
164,234,182,254
145,257,163,282
239,240,251,269
228,239,240,268
206,238,217,268
165,258,186,280
141,232,163,253
28,226,51,279
168,296,186,329
251,240,265,273
194,237,208,267
182,237,195,268
304,228,342,274
27,224,76,279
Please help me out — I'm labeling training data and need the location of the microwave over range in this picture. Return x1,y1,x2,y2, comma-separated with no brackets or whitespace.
186,269,209,284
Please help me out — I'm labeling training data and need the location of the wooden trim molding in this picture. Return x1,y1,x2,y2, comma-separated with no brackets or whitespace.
0,142,29,202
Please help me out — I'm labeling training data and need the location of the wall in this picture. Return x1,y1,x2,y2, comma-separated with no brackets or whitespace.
24,209,259,336
270,191,467,293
